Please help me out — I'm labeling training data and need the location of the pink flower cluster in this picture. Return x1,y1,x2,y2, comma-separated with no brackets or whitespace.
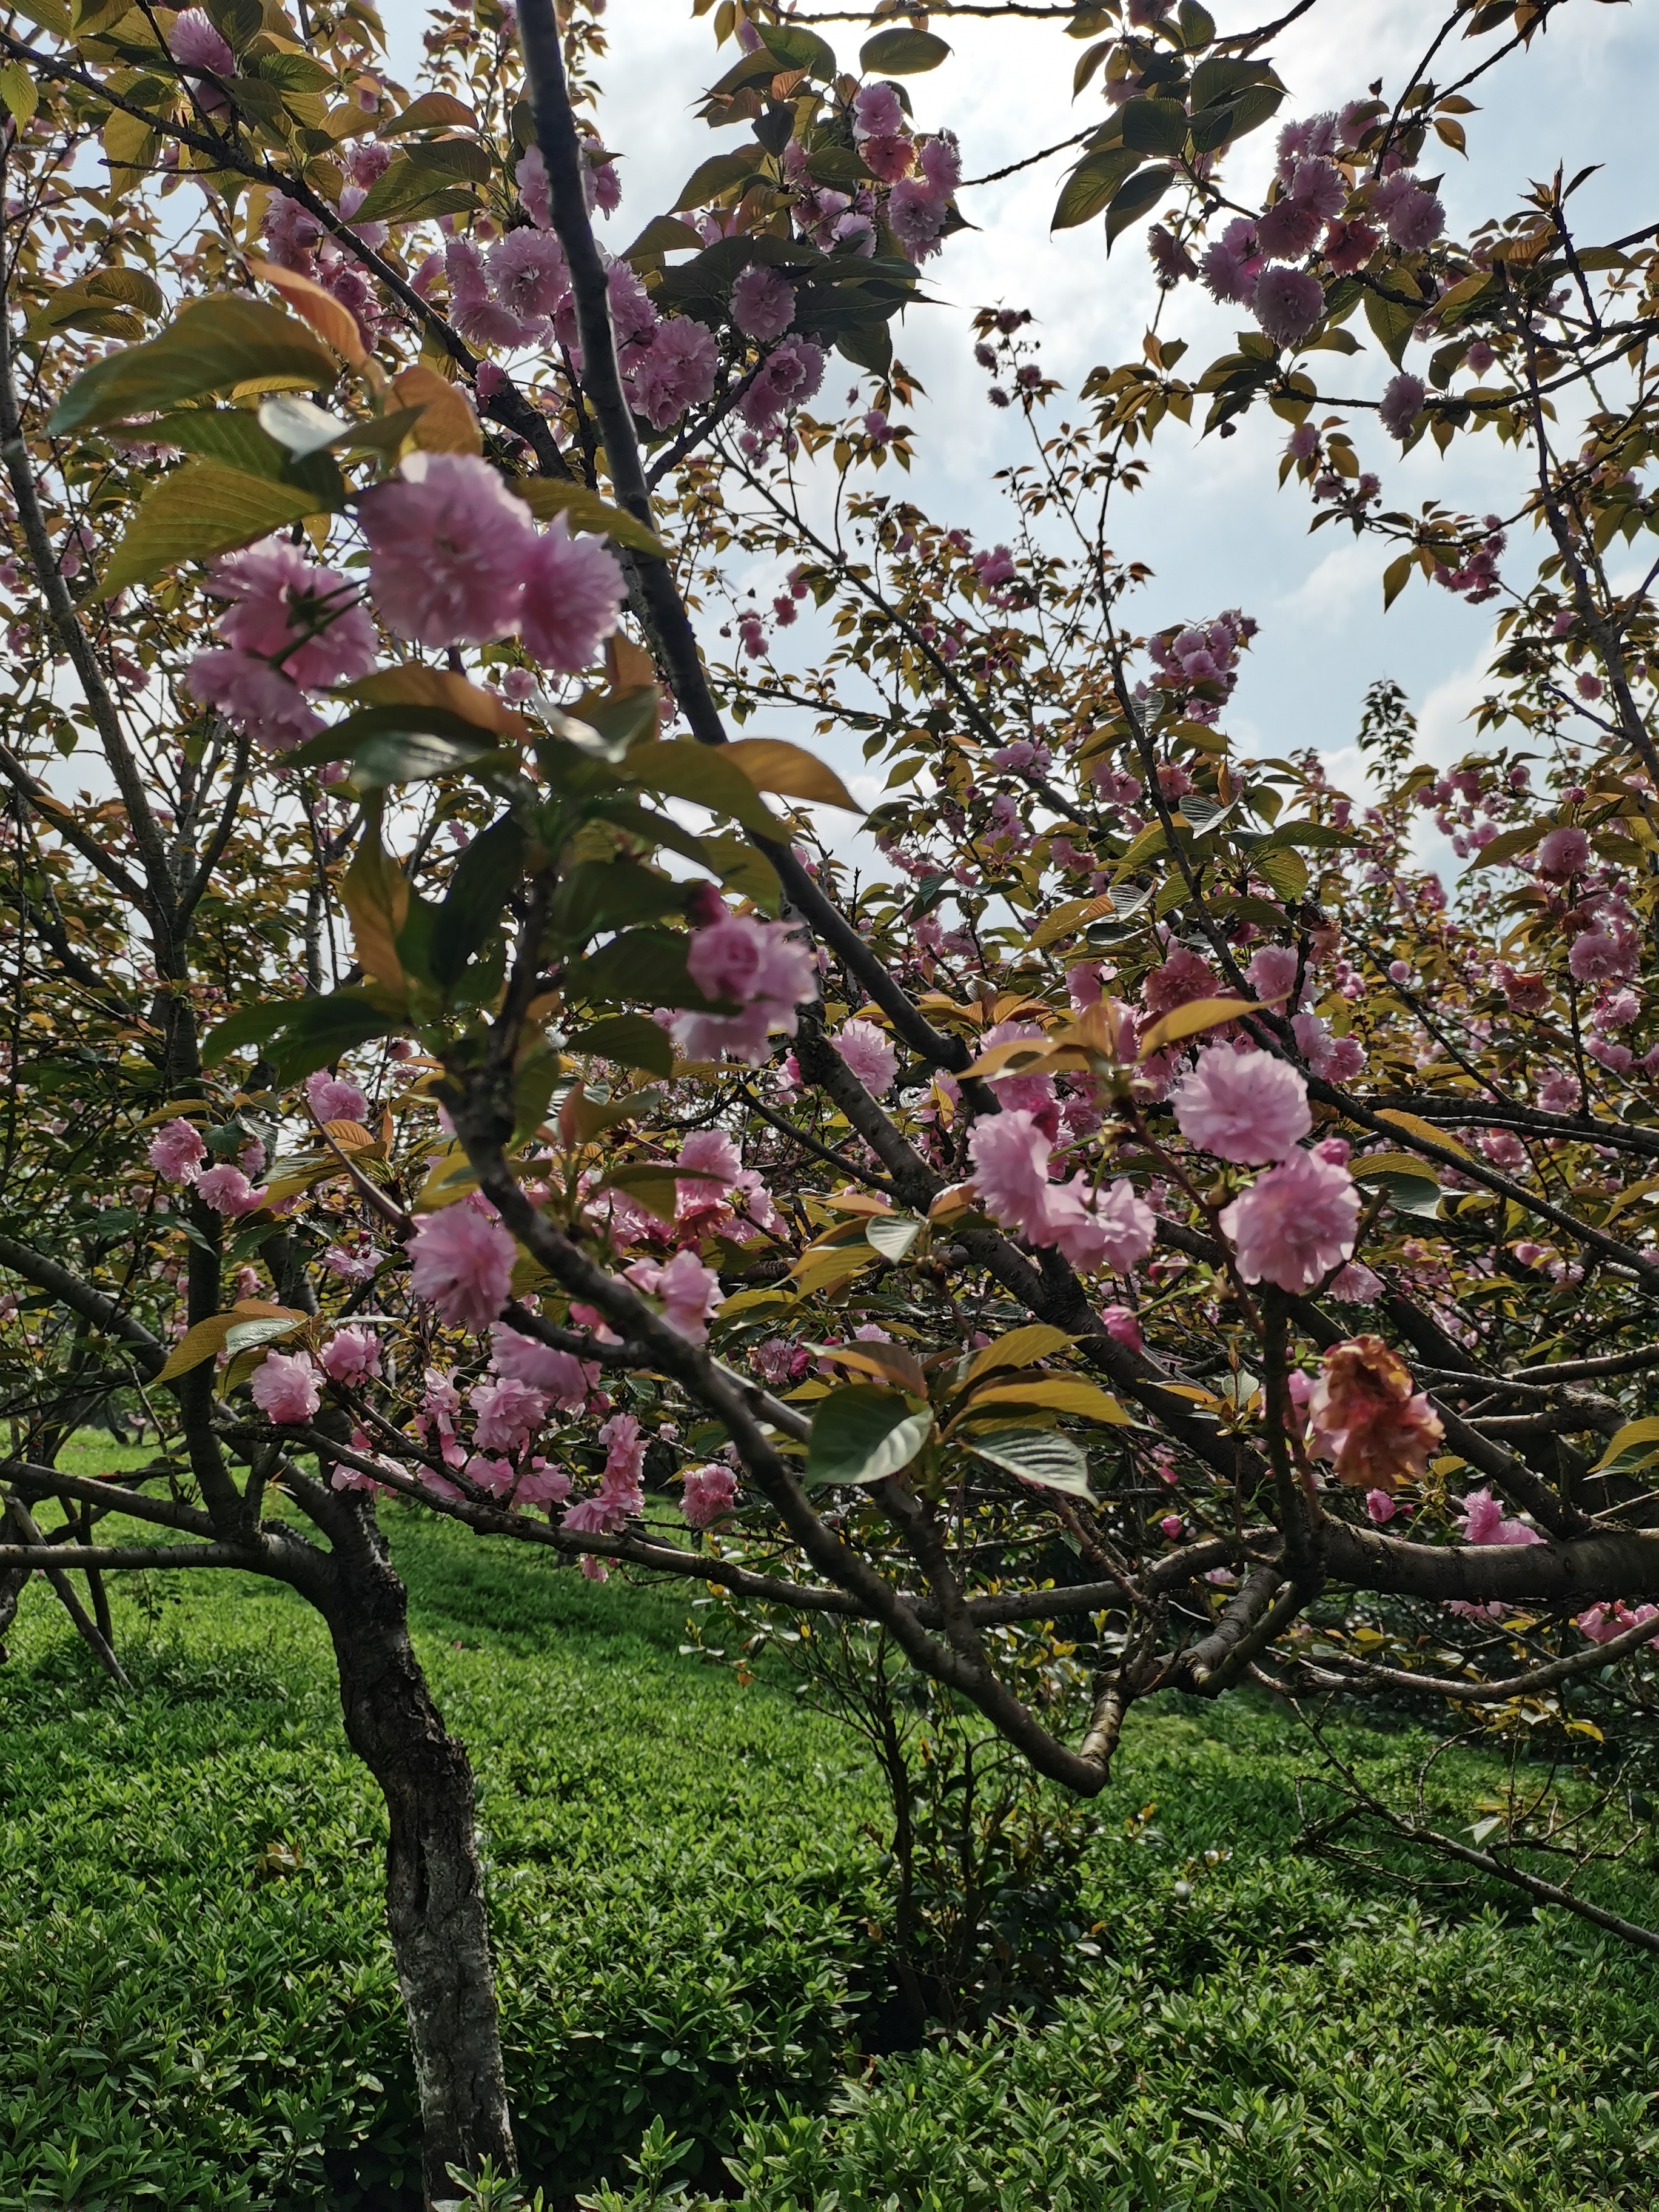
680,1461,739,1529
1145,610,1255,722
1456,1487,1542,1547
623,1248,722,1343
834,1018,899,1098
408,1203,516,1332
250,1349,322,1425
968,1110,1156,1275
360,452,624,669
1175,1045,1311,1164
1219,1136,1361,1293
186,537,376,756
563,1410,647,1538
672,901,818,1065
886,131,960,262
306,1067,368,1125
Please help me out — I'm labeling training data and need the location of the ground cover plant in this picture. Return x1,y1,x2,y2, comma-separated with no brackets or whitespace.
2,0,1659,2193
4,1479,1659,2208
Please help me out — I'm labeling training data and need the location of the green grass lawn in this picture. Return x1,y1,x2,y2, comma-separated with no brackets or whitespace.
2,1457,1657,2210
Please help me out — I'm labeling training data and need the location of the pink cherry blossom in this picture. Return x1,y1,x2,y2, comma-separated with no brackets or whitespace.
1457,1486,1543,1547
1537,825,1589,880
1255,200,1323,263
408,1205,515,1330
148,1117,206,1184
731,264,796,341
675,910,817,1064
628,317,720,430
1292,1011,1367,1082
860,133,916,183
195,1164,265,1216
1175,1047,1312,1164
966,1110,1053,1242
1159,1514,1184,1540
468,1373,549,1452
1328,1261,1384,1303
1101,1304,1143,1352
1218,1147,1361,1290
1049,1175,1157,1276
489,1322,597,1407
834,1017,899,1096
169,7,232,109
517,517,625,672
515,142,551,227
681,1461,739,1528
206,537,377,691
853,80,905,137
1385,185,1444,249
1143,945,1219,1016
361,451,534,650
1569,926,1638,985
320,1326,383,1386
186,649,323,754
888,176,948,258
446,236,531,349
1244,943,1304,1009
1379,372,1426,441
250,1350,322,1424
625,1248,722,1342
306,1068,369,1124
1365,1489,1397,1524
739,337,826,434
485,226,569,324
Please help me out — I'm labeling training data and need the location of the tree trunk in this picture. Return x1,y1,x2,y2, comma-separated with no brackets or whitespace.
323,1508,516,2200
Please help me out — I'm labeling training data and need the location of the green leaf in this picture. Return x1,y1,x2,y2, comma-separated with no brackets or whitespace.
620,215,705,266
0,59,39,124
98,461,335,595
859,27,951,72
698,831,782,916
671,151,765,215
289,708,509,787
620,741,782,836
256,393,352,459
1364,286,1423,369
563,1013,676,1078
808,1385,932,1487
571,927,708,1010
760,22,837,76
1106,166,1174,249
47,296,340,437
515,477,667,557
1352,1162,1446,1220
202,999,298,1066
1255,845,1309,900
1189,57,1281,109
1119,98,1190,157
552,858,686,943
223,1315,303,1357
377,90,477,138
968,1427,1094,1499
836,320,894,376
206,990,399,1081
1225,82,1286,141
1053,146,1144,230
1176,0,1216,47
1382,552,1413,611
427,814,527,987
352,139,490,226
866,1213,924,1262
111,407,295,480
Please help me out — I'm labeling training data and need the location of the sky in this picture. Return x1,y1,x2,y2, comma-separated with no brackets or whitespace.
390,2,1659,857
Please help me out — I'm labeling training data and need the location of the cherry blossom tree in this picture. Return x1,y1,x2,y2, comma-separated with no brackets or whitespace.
1,0,1657,2190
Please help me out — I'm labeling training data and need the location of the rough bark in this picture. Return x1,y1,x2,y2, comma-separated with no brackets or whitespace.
322,1507,516,2197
